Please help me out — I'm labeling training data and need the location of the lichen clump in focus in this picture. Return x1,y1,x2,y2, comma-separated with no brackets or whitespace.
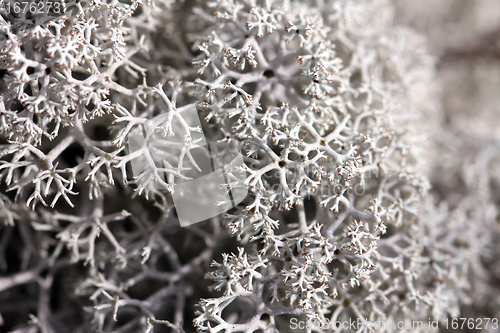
0,0,498,332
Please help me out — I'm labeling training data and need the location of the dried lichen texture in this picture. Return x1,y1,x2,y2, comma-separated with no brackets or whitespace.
185,1,449,332
1,0,495,333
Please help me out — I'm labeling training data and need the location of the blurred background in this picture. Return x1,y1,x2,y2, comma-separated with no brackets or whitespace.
394,0,500,138
395,0,500,330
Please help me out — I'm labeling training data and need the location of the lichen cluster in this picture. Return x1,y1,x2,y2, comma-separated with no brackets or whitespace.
0,0,498,332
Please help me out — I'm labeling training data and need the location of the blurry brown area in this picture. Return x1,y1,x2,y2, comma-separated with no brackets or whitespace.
438,27,500,67
394,0,500,138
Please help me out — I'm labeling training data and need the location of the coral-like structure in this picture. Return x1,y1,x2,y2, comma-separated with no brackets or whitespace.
0,0,498,332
